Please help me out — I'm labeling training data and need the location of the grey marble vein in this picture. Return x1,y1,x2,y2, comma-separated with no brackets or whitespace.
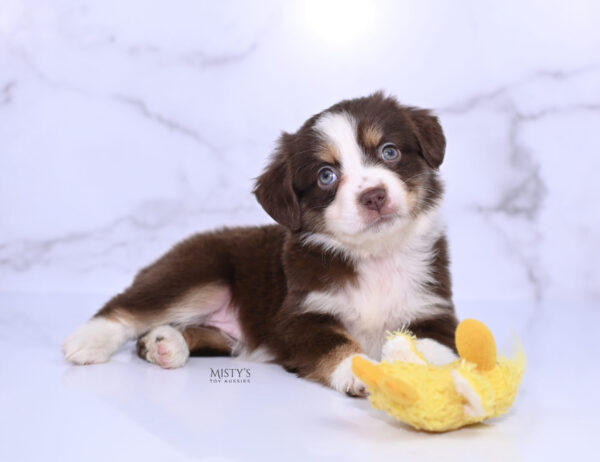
440,64,600,115
4,44,221,154
1,81,16,105
181,41,258,69
113,94,220,153
438,65,600,302
0,202,258,273
126,41,260,69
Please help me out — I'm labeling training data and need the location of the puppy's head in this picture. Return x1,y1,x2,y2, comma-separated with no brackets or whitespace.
254,92,445,251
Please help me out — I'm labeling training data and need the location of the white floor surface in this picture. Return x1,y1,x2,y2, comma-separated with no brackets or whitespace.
1,292,598,461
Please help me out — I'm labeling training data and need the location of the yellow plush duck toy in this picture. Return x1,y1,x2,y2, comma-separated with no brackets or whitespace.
352,319,525,432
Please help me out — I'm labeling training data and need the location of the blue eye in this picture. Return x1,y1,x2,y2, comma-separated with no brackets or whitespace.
318,167,338,186
381,144,400,161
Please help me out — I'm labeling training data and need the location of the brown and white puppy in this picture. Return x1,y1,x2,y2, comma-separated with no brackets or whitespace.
62,92,458,397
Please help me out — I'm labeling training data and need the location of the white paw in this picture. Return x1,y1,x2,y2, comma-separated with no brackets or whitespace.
62,317,132,365
381,335,426,364
139,325,189,369
415,338,458,365
330,354,369,397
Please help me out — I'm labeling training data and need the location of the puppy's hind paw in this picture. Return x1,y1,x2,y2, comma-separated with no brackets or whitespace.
138,325,189,369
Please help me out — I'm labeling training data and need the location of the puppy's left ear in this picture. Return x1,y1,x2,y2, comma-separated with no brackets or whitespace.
253,134,302,231
408,108,446,169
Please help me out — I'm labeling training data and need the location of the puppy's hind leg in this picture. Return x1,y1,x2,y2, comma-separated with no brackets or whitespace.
63,278,233,366
62,229,237,366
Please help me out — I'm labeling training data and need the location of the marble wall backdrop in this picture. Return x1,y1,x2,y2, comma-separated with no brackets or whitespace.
1,0,599,303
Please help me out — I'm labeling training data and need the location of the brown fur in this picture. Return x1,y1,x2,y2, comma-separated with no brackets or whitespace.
407,313,458,353
182,326,233,356
97,225,289,351
307,335,364,390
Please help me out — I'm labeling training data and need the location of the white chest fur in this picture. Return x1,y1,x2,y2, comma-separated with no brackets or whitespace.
302,216,449,359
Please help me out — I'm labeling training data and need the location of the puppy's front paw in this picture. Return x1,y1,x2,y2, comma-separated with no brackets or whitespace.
330,354,369,398
381,335,457,365
138,325,189,369
381,335,426,364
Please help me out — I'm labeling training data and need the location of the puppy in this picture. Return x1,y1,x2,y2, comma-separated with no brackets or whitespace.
63,92,458,397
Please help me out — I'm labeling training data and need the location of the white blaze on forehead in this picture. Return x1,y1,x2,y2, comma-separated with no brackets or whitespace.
313,111,411,247
315,112,364,170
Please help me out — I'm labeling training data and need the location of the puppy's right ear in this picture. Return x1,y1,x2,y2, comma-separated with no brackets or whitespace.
253,134,302,231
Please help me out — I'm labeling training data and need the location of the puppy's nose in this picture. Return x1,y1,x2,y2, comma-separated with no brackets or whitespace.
359,187,387,212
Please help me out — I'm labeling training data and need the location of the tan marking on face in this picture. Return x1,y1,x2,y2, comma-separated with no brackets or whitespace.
317,142,341,164
406,189,419,213
362,124,383,149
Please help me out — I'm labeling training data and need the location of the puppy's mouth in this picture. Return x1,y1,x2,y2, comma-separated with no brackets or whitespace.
364,213,401,231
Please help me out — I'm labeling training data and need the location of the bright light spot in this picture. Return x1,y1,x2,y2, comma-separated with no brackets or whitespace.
302,0,378,45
